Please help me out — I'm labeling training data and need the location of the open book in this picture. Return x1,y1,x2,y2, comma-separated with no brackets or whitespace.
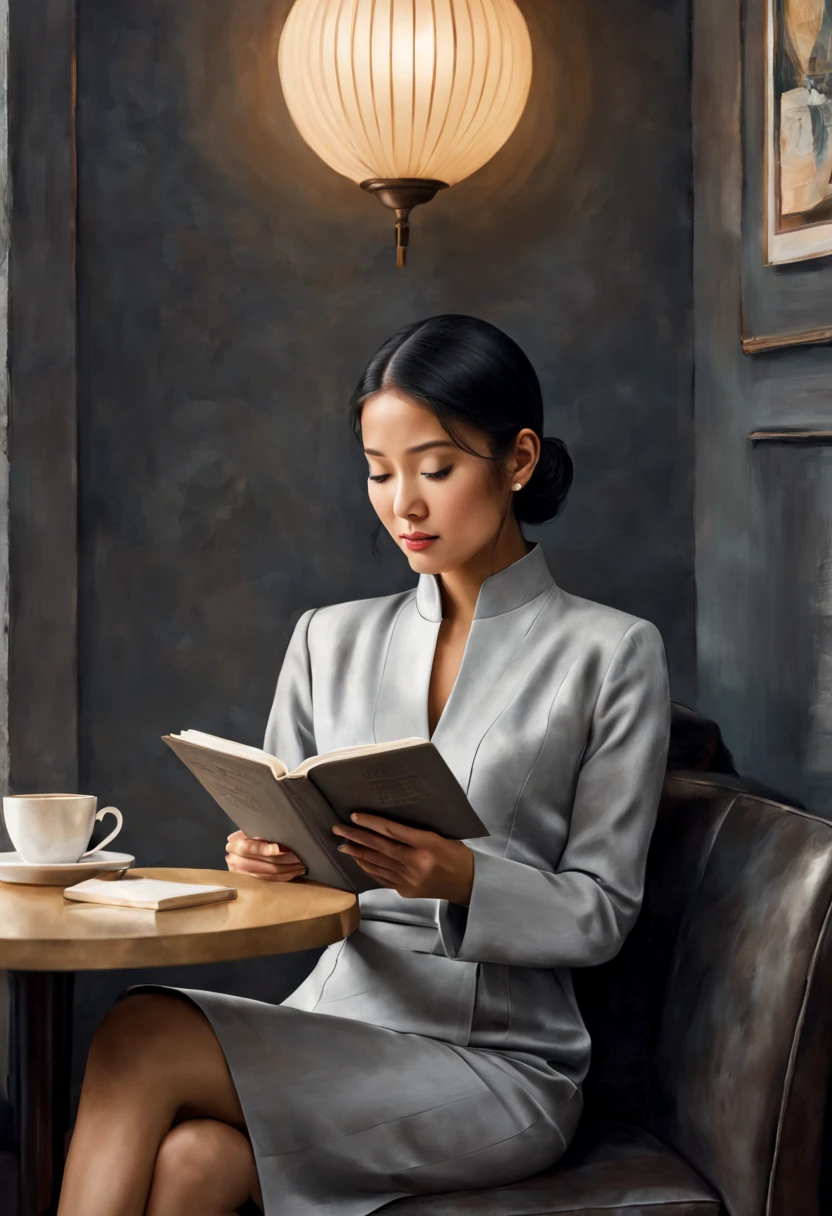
162,731,489,894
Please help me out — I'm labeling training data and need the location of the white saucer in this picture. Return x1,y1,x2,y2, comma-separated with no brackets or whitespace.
0,850,135,886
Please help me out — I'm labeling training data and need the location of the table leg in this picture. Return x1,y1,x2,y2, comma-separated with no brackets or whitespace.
10,971,75,1216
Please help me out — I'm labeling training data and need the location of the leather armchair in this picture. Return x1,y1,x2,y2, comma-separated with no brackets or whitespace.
381,707,832,1215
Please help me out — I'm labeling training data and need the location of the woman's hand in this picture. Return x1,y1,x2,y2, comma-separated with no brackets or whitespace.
332,813,474,905
225,831,308,882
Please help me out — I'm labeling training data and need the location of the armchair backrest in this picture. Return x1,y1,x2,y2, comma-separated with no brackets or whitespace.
572,772,832,1216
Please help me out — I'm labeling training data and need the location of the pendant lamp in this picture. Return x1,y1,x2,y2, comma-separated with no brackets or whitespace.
277,0,533,266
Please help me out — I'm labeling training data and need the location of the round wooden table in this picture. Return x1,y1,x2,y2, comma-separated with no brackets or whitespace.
0,868,359,1216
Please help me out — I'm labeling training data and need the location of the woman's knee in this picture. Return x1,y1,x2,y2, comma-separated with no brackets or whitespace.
154,1120,223,1191
84,992,245,1130
150,1119,258,1210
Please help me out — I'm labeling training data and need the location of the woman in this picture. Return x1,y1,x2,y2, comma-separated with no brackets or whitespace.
58,314,671,1216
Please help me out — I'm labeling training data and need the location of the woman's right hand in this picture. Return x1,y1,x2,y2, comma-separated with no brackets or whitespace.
225,831,308,882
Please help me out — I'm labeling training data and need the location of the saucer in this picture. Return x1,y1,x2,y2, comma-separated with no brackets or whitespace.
0,850,135,886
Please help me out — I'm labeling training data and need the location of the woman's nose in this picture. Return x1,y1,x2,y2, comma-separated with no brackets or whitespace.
392,476,427,521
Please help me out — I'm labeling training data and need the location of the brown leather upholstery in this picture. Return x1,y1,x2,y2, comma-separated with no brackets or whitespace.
381,769,832,1215
380,1121,720,1214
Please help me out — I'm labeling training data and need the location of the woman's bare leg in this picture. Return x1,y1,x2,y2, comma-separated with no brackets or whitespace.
146,1119,263,1216
57,993,260,1216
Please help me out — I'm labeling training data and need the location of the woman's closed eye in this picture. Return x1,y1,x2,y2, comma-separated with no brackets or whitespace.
368,465,453,483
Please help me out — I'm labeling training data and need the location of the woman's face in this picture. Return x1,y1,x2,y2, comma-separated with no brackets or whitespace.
359,388,515,575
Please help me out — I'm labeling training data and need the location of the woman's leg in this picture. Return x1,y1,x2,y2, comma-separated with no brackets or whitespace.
57,993,260,1216
146,1119,263,1216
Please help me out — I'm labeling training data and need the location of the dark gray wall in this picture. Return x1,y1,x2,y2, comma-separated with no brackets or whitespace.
694,0,832,814
73,0,695,1096
3,0,76,1140
8,0,76,799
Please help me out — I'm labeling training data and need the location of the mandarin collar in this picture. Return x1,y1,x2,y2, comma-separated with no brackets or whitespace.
415,542,555,622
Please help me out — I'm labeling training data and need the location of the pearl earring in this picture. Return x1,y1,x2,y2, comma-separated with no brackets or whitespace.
512,482,522,492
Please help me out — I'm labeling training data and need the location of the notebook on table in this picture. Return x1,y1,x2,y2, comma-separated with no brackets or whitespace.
63,876,238,910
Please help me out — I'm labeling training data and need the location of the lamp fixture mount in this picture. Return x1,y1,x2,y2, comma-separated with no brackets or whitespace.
360,179,449,268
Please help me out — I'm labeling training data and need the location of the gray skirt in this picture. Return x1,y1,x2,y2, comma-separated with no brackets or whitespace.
127,983,583,1216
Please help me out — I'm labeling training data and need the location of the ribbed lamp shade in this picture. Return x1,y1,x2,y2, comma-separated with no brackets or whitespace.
277,0,533,265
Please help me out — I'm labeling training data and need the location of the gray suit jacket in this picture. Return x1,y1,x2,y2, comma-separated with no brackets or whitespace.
265,543,671,1089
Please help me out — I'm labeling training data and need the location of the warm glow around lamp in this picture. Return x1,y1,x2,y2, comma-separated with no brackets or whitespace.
277,0,533,266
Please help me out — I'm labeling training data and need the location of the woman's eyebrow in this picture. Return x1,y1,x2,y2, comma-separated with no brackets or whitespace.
363,441,457,456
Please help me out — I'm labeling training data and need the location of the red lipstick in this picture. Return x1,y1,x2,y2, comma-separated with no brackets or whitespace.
401,532,438,551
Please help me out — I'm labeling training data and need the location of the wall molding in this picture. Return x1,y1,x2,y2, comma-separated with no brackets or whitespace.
748,430,832,445
742,328,832,355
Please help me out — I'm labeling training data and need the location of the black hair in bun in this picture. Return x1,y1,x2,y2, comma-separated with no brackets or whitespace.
348,314,573,527
513,435,573,524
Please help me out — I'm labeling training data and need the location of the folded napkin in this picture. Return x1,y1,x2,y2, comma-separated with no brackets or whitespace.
63,876,237,910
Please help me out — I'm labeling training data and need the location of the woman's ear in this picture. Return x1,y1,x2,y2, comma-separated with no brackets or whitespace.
512,429,541,488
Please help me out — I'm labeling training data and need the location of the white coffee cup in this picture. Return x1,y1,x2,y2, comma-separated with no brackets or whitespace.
2,794,124,865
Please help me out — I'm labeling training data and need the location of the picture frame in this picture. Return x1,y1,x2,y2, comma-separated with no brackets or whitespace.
741,0,832,352
765,0,832,266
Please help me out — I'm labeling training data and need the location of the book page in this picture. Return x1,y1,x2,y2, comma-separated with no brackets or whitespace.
174,730,288,779
307,741,489,840
162,735,360,891
290,737,429,777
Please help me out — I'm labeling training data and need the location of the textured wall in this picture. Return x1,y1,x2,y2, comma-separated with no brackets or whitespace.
0,0,8,1110
74,0,695,1098
0,0,8,812
694,0,832,814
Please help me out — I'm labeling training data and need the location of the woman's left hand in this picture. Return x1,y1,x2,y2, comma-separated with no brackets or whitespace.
332,813,474,906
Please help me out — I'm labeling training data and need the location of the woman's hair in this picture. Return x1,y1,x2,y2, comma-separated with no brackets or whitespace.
348,314,573,526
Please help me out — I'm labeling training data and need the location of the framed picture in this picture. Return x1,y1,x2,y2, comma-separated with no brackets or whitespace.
742,0,832,351
765,0,832,265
